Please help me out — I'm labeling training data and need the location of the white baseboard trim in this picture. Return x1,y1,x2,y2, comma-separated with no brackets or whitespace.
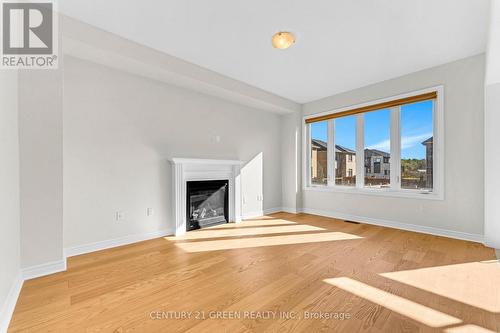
0,272,23,333
242,207,282,220
264,207,283,215
484,237,500,250
281,207,301,214
22,259,67,281
300,208,484,243
64,228,175,258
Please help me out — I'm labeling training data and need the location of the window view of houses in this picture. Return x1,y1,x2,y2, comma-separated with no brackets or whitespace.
310,139,433,189
310,100,434,190
364,108,391,188
365,149,390,187
401,137,433,189
311,139,328,184
334,115,356,186
310,122,329,185
335,145,356,186
400,100,434,190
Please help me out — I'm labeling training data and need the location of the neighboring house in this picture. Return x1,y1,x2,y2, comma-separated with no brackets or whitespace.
311,139,356,184
422,137,433,188
311,139,328,184
364,149,391,181
335,145,356,183
311,138,434,189
312,140,392,187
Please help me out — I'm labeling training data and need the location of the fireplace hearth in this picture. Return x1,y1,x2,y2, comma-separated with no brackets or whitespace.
186,180,229,231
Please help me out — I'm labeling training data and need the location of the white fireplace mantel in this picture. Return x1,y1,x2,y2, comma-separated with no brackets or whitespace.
169,158,243,236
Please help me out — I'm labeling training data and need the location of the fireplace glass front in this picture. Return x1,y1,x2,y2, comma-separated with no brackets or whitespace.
186,180,229,231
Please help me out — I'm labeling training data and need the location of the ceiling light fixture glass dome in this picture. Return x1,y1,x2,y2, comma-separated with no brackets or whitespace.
272,32,295,49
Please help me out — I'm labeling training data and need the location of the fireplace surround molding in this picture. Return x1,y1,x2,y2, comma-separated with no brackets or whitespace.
169,158,243,236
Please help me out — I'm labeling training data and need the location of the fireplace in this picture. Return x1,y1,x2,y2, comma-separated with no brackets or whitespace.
186,180,229,231
170,158,242,236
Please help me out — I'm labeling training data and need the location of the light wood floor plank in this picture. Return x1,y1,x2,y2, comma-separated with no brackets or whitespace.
8,213,500,333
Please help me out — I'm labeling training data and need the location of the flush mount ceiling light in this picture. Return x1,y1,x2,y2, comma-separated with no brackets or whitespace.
272,31,295,49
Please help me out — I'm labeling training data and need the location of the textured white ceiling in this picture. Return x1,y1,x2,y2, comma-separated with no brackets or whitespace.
60,0,491,103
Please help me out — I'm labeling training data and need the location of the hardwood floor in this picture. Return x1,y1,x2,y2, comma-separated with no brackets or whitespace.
8,213,500,332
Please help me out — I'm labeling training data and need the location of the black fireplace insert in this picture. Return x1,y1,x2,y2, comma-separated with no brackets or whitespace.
186,180,229,231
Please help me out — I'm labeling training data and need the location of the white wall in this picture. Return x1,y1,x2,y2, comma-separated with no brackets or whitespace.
485,0,500,248
63,56,282,248
294,54,485,237
18,68,64,268
485,82,500,247
486,0,500,87
0,71,21,330
281,112,302,212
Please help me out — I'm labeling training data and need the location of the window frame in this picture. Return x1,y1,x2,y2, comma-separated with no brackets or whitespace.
303,86,444,200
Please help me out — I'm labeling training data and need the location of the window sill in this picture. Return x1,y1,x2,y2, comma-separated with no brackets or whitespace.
303,185,444,201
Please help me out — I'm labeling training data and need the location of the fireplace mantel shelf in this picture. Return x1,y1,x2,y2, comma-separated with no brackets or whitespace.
170,158,243,165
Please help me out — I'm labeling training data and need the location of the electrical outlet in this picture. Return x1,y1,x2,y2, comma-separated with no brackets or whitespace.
115,211,125,222
147,208,154,216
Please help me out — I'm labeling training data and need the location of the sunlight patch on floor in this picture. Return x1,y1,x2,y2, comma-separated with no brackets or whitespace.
208,219,299,230
380,260,500,312
241,215,285,221
444,324,497,333
323,277,462,327
165,224,325,240
173,232,361,252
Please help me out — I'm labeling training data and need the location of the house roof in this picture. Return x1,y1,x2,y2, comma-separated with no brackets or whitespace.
311,139,356,154
336,145,356,154
365,149,390,157
422,137,433,145
312,139,430,157
311,139,327,150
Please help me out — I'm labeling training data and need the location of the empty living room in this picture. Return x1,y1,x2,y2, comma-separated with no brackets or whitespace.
2,1,500,332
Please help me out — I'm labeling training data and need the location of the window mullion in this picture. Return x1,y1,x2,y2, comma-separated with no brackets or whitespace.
306,124,311,187
327,119,335,187
433,99,438,194
356,114,364,189
390,106,401,190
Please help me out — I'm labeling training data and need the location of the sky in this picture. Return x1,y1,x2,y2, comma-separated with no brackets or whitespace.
311,100,433,159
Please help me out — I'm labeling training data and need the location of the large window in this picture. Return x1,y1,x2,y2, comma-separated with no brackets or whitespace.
305,88,442,199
